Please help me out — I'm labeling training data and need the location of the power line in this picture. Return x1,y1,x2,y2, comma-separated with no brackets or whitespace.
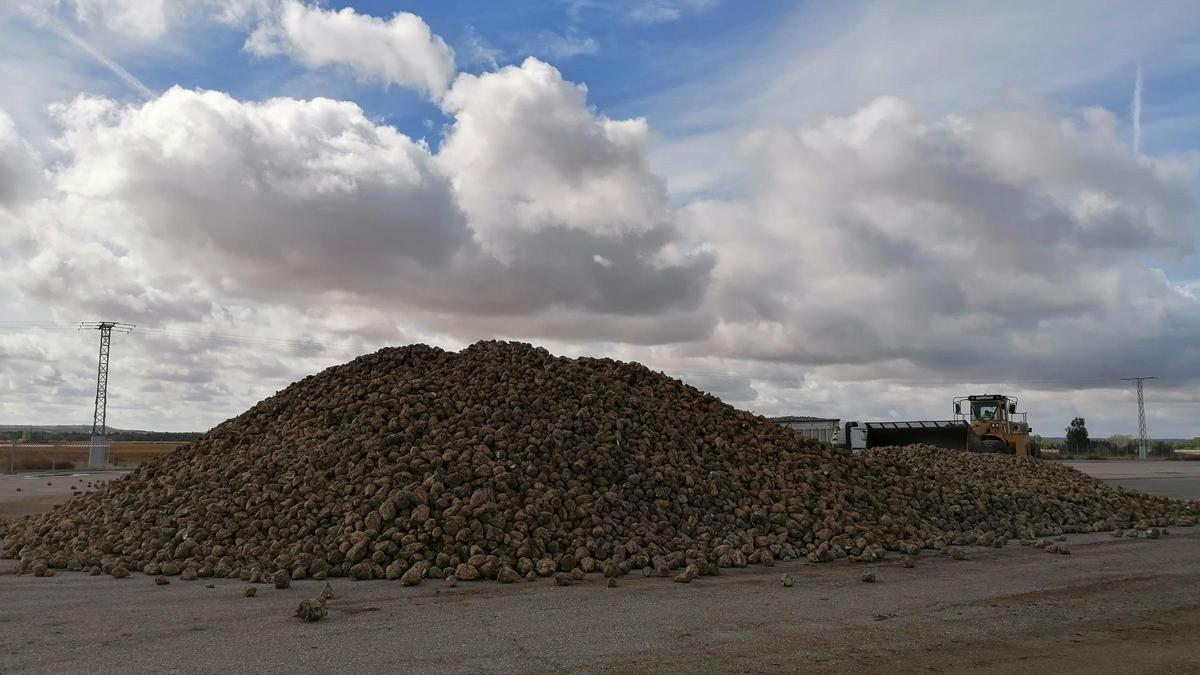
135,326,359,355
2,321,1200,394
673,371,807,383
867,376,1130,387
0,322,364,357
673,371,1167,388
0,322,79,329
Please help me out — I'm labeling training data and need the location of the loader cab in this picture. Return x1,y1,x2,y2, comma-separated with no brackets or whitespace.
966,399,1010,422
954,396,1016,420
953,394,1038,458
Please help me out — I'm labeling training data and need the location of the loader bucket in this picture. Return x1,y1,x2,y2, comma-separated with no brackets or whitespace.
864,421,979,451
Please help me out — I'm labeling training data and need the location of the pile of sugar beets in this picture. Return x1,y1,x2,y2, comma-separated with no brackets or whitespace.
2,341,1197,583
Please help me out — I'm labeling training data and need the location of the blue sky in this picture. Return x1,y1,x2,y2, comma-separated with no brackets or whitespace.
1,1,1199,437
110,1,793,146
7,2,1199,159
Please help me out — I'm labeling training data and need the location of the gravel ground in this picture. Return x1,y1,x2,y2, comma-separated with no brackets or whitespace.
2,529,1199,673
1065,460,1200,499
0,471,121,520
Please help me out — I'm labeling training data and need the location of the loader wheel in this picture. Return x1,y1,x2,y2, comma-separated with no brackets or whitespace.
981,439,1010,454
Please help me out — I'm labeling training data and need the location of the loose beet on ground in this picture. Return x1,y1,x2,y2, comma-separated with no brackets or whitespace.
1,341,1196,582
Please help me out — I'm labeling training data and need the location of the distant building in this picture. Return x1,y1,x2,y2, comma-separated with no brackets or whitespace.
769,416,841,444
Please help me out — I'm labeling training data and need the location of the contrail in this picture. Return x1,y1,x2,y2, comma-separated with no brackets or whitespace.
23,7,155,99
1131,65,1142,155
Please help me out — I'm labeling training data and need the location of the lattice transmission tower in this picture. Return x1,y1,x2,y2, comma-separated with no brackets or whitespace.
1120,376,1157,460
79,322,135,470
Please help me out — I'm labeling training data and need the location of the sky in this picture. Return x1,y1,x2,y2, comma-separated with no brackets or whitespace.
1,0,1199,438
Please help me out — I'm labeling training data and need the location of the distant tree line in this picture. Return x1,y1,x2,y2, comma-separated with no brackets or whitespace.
6,429,201,443
1034,417,1200,458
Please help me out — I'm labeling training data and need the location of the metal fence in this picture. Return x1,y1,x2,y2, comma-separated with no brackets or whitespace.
1042,440,1200,460
1,442,93,472
1,441,182,473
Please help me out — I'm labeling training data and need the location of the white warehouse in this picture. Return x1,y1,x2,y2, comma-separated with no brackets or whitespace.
769,416,841,444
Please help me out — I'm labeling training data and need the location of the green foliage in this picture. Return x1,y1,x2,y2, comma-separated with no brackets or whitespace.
1065,417,1089,454
1107,434,1134,447
1046,429,1200,460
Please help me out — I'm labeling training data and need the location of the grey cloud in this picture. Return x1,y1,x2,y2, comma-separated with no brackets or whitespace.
678,374,756,402
10,231,214,325
408,224,712,317
0,108,45,207
424,305,713,347
689,96,1200,388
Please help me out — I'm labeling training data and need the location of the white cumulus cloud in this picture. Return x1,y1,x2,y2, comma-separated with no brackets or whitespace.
13,1,457,99
8,60,711,344
440,58,673,252
245,1,456,99
48,87,470,301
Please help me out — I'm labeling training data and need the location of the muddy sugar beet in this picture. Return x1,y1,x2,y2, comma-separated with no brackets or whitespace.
2,341,1197,582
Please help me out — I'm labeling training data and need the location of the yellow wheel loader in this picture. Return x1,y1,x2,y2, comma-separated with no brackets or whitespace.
839,394,1039,457
953,394,1039,457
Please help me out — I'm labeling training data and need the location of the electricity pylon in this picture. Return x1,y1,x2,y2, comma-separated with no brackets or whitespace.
1120,377,1158,460
79,322,135,470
